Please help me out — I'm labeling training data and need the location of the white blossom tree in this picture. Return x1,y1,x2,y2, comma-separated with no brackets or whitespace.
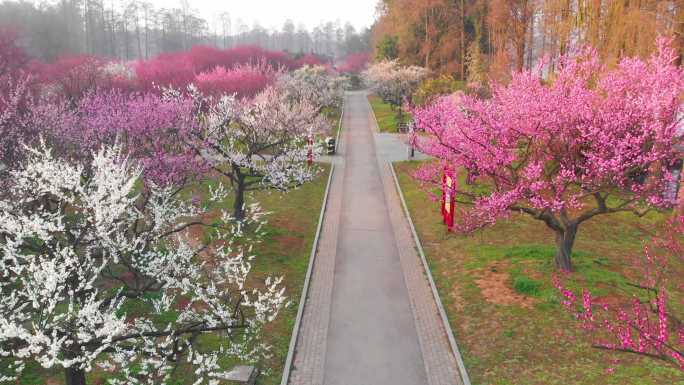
0,141,286,385
362,60,428,125
98,61,136,81
276,65,346,112
362,60,428,106
200,86,329,220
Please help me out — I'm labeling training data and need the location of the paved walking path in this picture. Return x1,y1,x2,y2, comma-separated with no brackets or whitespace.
288,91,465,385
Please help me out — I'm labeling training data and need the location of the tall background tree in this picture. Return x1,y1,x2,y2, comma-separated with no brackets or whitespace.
373,0,684,83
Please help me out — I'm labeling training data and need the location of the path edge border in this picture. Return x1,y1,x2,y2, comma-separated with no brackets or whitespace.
368,92,380,134
279,163,335,385
389,163,472,385
280,97,344,384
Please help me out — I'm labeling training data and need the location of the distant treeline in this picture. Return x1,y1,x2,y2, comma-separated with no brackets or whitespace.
0,0,371,62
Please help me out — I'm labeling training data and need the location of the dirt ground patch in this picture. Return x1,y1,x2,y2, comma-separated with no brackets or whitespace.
273,234,303,250
474,263,537,308
448,286,466,311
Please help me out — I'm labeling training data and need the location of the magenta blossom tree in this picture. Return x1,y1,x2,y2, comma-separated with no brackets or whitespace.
412,39,684,271
35,55,106,102
337,52,371,74
556,212,684,370
194,62,278,98
61,89,201,185
0,76,72,171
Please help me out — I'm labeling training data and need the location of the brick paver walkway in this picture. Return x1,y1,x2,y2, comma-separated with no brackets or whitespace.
287,91,465,385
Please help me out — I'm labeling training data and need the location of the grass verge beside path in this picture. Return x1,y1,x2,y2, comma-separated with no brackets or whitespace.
233,163,331,385
394,161,684,385
367,94,407,133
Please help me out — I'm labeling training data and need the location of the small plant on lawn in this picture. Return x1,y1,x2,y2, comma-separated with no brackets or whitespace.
411,38,684,271
413,75,465,107
556,211,684,372
513,276,543,296
0,141,286,385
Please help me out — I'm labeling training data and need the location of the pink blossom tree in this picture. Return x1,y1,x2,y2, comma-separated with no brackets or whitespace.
134,45,298,93
295,54,324,68
35,55,106,102
337,52,371,74
0,76,72,170
134,52,195,93
556,212,684,370
411,39,684,271
199,86,329,220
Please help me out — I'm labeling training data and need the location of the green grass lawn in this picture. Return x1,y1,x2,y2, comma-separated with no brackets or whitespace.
394,161,684,385
240,164,331,384
367,94,410,133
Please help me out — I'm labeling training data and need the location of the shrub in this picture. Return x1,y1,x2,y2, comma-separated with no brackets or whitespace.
413,75,465,106
512,276,543,296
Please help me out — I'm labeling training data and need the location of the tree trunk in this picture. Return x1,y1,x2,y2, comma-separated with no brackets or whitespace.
675,1,684,65
554,225,577,271
425,12,430,69
396,108,404,132
460,0,466,80
233,175,246,221
64,367,86,385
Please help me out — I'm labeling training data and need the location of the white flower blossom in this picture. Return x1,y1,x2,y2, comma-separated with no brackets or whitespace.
0,142,286,383
277,65,346,111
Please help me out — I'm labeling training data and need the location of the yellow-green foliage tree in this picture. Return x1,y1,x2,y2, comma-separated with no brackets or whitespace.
413,75,464,106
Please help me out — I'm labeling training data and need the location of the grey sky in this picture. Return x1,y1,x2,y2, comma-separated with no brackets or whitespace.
149,0,378,32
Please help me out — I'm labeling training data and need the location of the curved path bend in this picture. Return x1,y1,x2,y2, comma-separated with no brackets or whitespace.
287,91,465,385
